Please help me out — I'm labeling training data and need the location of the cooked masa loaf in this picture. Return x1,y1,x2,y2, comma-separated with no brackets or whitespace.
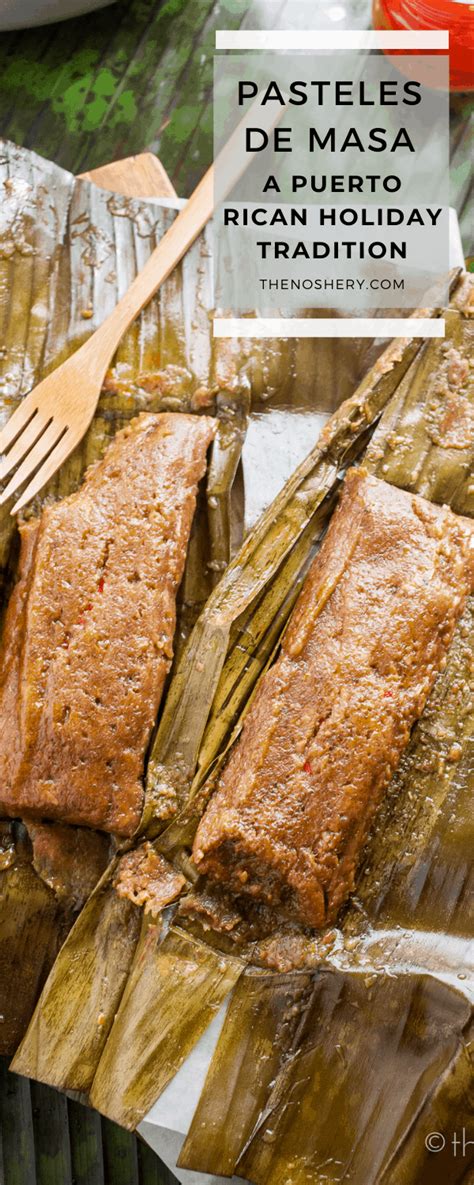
0,412,215,835
193,470,473,927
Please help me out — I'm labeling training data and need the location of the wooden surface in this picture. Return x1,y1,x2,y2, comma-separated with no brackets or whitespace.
0,1060,176,1185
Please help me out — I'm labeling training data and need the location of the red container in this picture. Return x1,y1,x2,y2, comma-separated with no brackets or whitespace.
373,0,474,91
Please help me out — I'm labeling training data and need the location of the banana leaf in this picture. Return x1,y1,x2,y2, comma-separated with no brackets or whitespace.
7,297,435,1089
0,823,61,1058
0,135,380,1078
182,972,472,1185
180,602,473,1181
177,285,474,1182
89,926,242,1129
11,842,243,1104
11,858,143,1094
0,140,386,615
0,821,111,1057
234,973,471,1185
13,275,472,1143
365,307,474,516
179,292,472,1179
0,138,250,1052
3,138,473,1180
341,599,473,944
0,140,250,633
178,968,314,1177
146,281,467,845
144,330,431,837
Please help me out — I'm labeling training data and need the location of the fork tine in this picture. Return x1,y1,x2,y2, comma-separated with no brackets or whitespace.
0,398,40,454
10,430,77,515
0,421,67,507
0,411,49,482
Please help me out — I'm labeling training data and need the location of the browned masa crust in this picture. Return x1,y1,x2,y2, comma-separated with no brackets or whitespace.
0,412,215,835
114,843,185,916
193,470,473,928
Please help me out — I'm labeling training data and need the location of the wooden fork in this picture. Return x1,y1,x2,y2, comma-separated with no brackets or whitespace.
0,100,283,515
0,168,213,515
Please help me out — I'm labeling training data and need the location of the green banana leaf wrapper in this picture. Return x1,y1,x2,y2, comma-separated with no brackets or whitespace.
175,289,474,1185
13,276,474,1185
0,820,112,1056
0,138,248,1052
0,138,385,1055
3,141,474,1183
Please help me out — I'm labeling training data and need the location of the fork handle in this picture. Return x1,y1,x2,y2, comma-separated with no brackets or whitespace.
81,98,284,376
